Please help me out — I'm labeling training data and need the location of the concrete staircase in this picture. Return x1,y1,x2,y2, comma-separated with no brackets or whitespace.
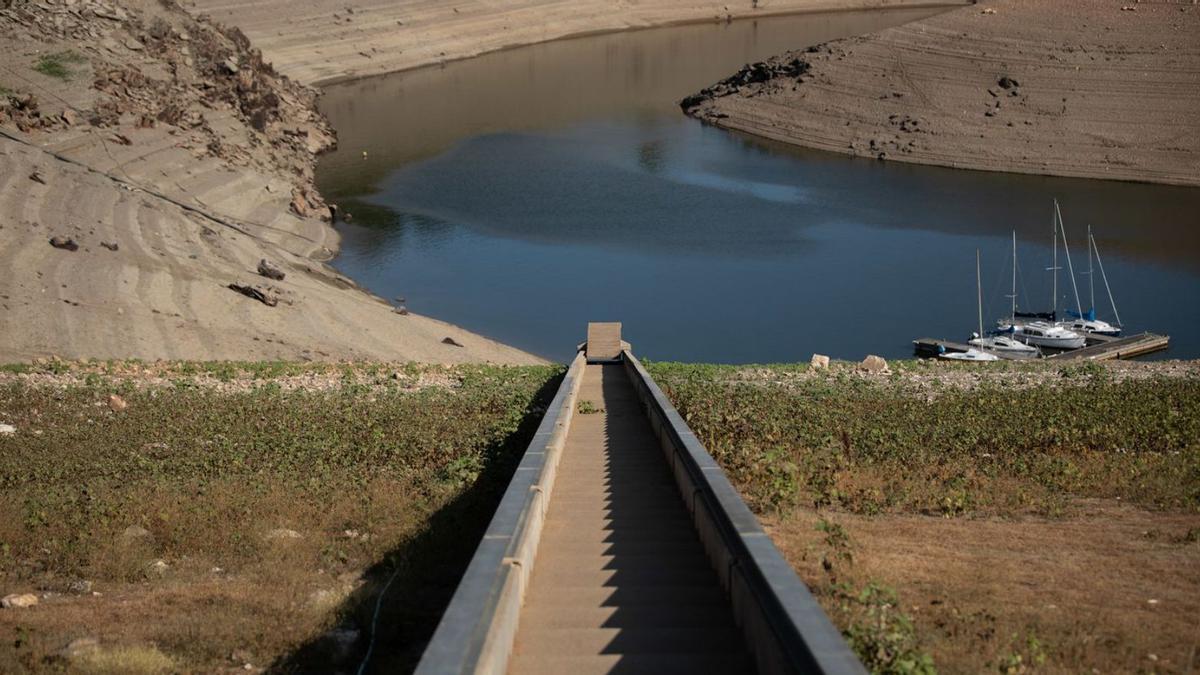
509,363,753,674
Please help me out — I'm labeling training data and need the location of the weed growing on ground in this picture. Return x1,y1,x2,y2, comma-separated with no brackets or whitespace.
577,399,603,414
835,582,936,675
647,361,1200,516
0,362,562,672
811,517,935,673
994,633,1048,674
33,50,86,80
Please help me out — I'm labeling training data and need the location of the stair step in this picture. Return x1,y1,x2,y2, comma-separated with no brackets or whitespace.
529,540,708,558
519,603,737,630
513,627,745,657
528,566,718,588
507,652,753,675
534,552,711,570
523,584,728,608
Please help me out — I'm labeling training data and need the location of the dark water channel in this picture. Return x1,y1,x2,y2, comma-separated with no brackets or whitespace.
317,9,1200,363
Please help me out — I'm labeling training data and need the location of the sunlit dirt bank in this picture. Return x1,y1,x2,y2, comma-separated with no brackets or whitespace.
684,0,1200,186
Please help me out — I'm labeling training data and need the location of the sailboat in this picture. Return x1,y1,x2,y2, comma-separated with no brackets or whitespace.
971,231,1039,356
1060,224,1122,336
1001,200,1086,349
942,250,1001,362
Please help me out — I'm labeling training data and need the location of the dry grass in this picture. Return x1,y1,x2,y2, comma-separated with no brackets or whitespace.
74,644,175,675
768,503,1200,673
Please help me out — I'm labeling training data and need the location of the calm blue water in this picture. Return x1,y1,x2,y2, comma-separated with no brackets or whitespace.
318,12,1200,363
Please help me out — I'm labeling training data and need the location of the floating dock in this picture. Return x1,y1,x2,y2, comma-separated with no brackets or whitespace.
913,332,1169,361
911,338,1025,360
1047,332,1170,361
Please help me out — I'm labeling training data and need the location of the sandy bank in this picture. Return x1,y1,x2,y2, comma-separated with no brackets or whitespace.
0,0,542,364
186,0,964,86
683,0,1200,186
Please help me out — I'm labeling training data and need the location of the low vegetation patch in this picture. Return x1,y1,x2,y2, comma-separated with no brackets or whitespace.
32,50,86,80
0,361,561,673
649,359,1200,673
647,360,1200,517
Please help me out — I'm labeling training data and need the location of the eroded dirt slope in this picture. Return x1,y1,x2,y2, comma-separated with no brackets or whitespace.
683,0,1200,185
0,0,542,364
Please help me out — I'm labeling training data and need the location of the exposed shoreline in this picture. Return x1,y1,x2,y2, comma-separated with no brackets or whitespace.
188,0,967,87
682,0,1200,186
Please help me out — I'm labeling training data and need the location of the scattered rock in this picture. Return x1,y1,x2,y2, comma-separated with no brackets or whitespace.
147,559,169,575
29,170,45,184
1,593,39,609
256,258,285,281
264,528,302,540
997,75,1020,90
442,337,464,347
107,394,128,412
860,354,890,374
67,580,93,595
290,191,310,217
393,306,409,315
122,524,151,539
680,56,810,111
100,241,119,251
49,236,79,251
221,56,239,74
810,354,830,369
58,637,100,660
0,423,15,435
228,282,278,307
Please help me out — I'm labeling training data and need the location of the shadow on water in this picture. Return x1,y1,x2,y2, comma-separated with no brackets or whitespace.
267,372,563,675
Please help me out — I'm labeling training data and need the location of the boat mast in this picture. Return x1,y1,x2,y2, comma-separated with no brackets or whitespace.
1049,201,1060,316
1087,224,1095,313
1055,200,1084,319
977,249,984,339
1008,230,1017,325
1091,229,1124,327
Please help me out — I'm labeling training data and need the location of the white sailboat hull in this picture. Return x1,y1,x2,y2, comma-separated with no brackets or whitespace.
940,348,1000,362
1060,318,1120,337
1005,321,1086,349
969,335,1038,355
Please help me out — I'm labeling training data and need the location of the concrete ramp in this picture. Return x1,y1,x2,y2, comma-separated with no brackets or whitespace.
585,322,624,362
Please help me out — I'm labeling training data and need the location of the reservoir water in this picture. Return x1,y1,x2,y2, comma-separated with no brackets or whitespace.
317,9,1200,363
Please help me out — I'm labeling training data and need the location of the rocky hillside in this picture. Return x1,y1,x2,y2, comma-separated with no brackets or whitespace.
0,0,541,364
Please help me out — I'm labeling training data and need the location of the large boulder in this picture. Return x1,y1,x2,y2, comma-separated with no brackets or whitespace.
860,355,889,374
